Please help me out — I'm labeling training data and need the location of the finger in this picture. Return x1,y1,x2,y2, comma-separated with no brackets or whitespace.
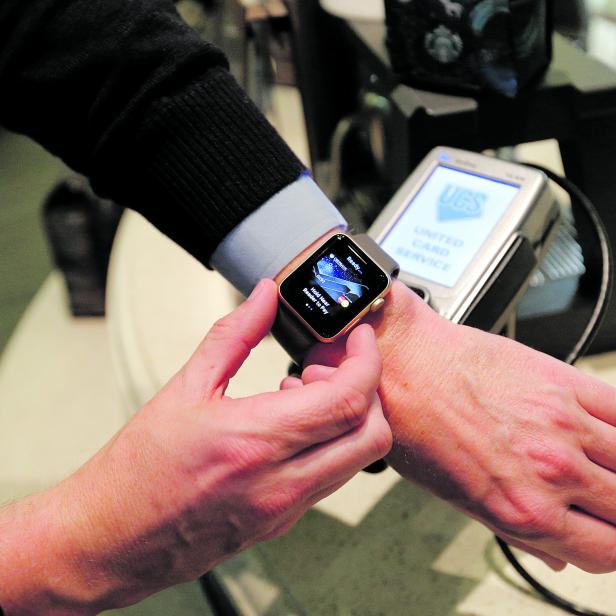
573,373,616,426
582,415,616,472
546,509,616,573
280,376,303,390
236,380,378,458
301,364,335,384
283,396,392,493
233,326,383,456
305,478,348,508
257,478,350,544
571,461,616,527
182,279,278,400
497,536,567,571
306,338,347,368
325,324,382,400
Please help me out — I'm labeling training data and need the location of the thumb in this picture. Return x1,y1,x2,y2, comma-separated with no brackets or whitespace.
178,278,278,402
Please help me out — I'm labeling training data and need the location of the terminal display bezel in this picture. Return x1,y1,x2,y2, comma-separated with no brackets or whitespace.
371,147,551,322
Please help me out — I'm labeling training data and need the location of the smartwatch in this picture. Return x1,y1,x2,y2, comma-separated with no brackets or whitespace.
273,233,399,364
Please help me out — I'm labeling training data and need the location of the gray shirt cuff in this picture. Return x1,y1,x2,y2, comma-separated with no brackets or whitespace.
210,176,347,296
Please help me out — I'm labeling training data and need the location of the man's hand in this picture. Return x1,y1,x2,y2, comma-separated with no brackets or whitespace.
0,279,391,615
309,280,616,574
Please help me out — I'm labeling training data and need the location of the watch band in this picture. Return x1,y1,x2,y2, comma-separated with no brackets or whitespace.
353,233,400,279
272,234,399,365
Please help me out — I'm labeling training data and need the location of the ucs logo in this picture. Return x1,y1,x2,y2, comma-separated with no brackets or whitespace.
438,184,486,221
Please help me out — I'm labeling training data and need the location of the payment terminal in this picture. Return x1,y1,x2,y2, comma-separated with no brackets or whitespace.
369,147,561,332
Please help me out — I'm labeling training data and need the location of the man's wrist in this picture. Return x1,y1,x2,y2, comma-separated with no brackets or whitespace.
362,280,457,457
364,281,436,365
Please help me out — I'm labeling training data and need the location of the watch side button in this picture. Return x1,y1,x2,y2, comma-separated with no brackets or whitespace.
370,298,385,312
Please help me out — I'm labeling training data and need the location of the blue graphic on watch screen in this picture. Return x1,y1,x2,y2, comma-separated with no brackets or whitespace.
302,253,368,317
313,254,367,308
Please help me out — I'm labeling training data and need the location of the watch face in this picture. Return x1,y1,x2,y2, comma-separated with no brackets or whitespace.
279,234,390,340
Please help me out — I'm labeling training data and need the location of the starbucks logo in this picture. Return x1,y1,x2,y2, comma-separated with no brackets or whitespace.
425,25,463,64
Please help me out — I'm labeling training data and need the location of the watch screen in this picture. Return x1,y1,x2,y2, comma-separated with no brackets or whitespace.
380,165,519,288
280,235,389,339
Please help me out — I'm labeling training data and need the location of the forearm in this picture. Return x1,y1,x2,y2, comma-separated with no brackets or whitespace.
0,435,197,615
0,0,224,171
362,281,503,508
0,488,101,616
303,276,466,484
364,280,445,428
362,282,461,474
0,0,304,266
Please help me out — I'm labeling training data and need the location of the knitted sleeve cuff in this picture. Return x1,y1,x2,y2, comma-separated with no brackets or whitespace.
93,66,307,266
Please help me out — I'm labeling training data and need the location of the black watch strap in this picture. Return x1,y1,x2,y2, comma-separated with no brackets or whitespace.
272,234,398,366
352,234,399,279
271,303,318,366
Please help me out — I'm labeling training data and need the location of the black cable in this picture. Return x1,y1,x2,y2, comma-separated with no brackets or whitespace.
524,165,614,365
497,538,609,616
497,163,614,616
199,572,240,616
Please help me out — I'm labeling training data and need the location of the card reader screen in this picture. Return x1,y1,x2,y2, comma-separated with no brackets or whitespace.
381,166,519,288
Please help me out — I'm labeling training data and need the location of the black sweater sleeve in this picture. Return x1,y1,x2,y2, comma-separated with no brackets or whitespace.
0,0,305,265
